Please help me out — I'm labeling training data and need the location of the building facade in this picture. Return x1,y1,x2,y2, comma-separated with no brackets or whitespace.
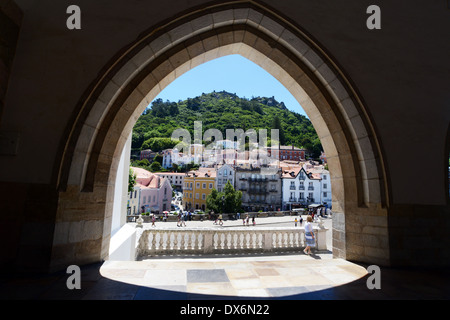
281,165,332,210
235,167,282,212
215,164,235,192
130,167,172,214
182,169,216,211
266,145,306,161
154,172,185,191
140,149,156,162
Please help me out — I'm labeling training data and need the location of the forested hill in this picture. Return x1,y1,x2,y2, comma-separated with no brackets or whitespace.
132,91,323,158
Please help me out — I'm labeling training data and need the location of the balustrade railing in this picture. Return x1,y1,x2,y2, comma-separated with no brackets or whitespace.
135,227,327,259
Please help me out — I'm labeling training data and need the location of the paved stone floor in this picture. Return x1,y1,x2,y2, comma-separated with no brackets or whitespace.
97,253,367,299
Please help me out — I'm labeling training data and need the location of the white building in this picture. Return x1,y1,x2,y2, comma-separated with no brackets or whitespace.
281,165,332,210
154,172,185,191
161,149,174,169
127,185,141,215
215,164,235,192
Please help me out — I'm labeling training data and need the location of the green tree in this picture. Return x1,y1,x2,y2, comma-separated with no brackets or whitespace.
206,188,220,213
271,115,286,146
128,168,136,193
149,161,162,172
153,153,163,164
206,181,242,213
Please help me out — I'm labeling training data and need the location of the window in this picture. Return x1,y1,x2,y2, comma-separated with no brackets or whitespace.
324,183,327,189
209,183,213,189
143,196,146,204
299,192,304,199
202,194,206,200
196,182,200,188
324,192,328,198
196,193,199,199
323,175,327,180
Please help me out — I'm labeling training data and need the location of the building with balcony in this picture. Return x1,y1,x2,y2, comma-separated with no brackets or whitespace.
281,164,332,210
235,167,282,212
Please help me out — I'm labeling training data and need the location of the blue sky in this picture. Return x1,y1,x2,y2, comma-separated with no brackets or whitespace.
151,54,307,117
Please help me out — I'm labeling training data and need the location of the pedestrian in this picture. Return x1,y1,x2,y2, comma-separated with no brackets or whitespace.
151,214,156,227
252,216,255,226
180,212,186,227
246,214,250,226
218,214,223,226
299,216,303,226
177,212,181,227
303,215,315,255
294,217,298,227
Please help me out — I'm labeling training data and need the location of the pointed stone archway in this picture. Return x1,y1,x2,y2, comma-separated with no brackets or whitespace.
51,2,389,272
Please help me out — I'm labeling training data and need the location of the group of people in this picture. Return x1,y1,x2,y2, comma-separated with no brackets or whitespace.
242,214,256,226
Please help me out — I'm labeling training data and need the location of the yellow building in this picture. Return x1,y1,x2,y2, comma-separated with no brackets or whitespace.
183,168,216,211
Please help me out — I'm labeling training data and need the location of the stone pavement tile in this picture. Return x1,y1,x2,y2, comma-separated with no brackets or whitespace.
275,266,316,277
187,269,229,283
186,282,237,296
225,268,258,280
255,268,280,276
144,269,187,286
287,274,333,287
230,277,263,290
259,275,292,288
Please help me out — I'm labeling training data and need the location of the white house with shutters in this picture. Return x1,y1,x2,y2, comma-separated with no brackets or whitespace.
281,164,332,210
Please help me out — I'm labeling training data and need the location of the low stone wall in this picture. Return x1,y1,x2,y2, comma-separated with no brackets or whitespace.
135,226,328,259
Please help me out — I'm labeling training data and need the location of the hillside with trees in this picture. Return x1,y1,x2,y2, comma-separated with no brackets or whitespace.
132,91,322,159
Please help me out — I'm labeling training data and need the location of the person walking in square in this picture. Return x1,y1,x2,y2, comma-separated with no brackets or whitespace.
303,215,315,255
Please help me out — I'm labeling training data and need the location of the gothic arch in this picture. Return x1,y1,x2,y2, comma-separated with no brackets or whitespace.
51,1,390,270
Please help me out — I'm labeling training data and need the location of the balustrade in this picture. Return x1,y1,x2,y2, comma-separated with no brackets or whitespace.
136,227,327,258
